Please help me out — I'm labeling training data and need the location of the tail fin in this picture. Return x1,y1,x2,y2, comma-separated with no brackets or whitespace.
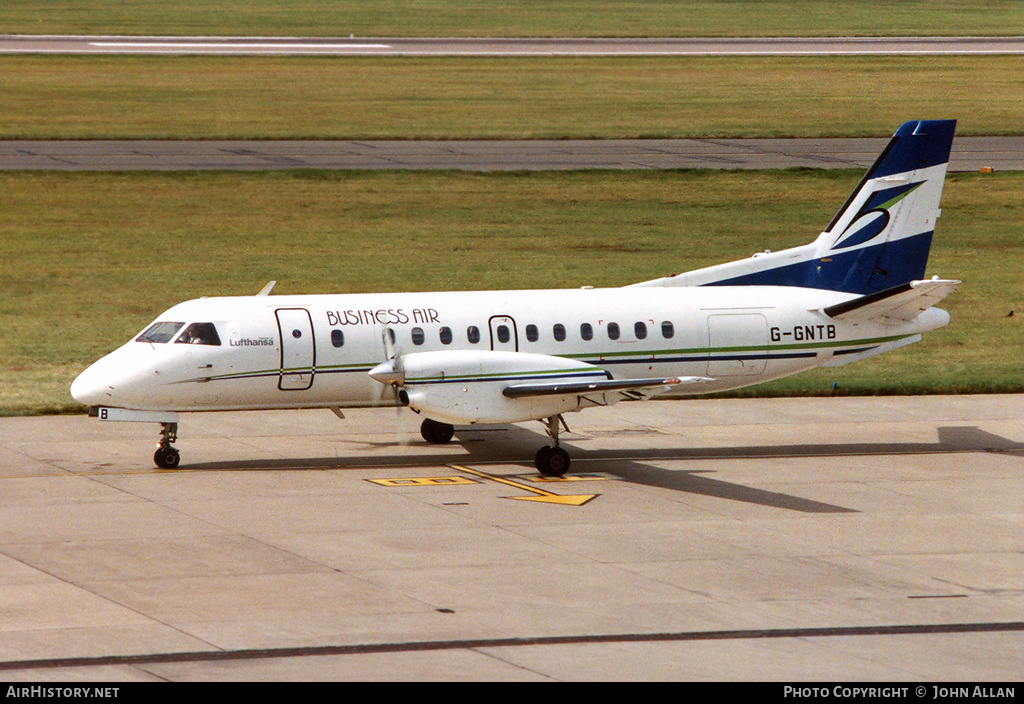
632,120,956,294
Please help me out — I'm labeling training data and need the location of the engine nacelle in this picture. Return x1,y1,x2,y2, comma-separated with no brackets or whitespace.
383,350,609,425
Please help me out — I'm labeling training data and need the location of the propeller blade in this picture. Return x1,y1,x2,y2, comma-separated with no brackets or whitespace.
382,327,397,360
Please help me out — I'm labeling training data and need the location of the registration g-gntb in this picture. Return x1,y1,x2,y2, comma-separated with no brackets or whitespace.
72,120,960,476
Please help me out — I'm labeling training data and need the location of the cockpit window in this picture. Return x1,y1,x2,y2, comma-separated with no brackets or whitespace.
174,322,222,346
136,321,184,344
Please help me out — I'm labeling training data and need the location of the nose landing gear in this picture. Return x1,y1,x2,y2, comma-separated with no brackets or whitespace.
154,421,180,469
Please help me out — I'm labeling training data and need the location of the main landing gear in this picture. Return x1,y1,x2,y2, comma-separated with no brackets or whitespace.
418,415,570,477
420,417,455,444
154,421,180,469
535,415,570,478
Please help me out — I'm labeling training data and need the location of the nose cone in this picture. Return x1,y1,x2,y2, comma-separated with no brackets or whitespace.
72,342,189,411
71,345,139,407
71,361,114,407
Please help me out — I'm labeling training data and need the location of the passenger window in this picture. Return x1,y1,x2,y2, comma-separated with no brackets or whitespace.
439,327,453,345
496,325,510,343
137,321,184,344
412,327,425,345
526,324,539,342
580,323,593,341
553,324,566,342
331,329,345,348
175,322,221,346
608,322,620,340
635,322,647,340
661,321,675,339
467,326,480,344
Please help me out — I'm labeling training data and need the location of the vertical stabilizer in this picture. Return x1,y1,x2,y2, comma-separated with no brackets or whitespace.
631,120,956,294
811,119,955,293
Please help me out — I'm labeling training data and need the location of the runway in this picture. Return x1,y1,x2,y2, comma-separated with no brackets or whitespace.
3,136,1022,171
4,35,1024,56
1,395,1021,680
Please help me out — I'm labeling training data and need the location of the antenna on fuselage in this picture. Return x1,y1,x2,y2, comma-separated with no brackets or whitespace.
256,281,276,296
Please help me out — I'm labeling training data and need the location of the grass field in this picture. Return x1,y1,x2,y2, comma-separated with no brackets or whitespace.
2,1,1024,37
1,169,1020,415
2,55,1024,139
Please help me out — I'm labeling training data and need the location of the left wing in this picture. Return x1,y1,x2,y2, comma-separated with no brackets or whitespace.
370,349,712,425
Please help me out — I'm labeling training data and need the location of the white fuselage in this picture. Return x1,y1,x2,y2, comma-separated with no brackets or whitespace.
70,285,949,415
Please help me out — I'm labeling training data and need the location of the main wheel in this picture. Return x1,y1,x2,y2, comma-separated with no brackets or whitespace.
535,446,570,477
420,418,455,444
154,445,180,469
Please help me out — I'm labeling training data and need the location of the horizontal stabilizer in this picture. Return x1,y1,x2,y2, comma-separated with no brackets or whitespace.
823,278,959,324
503,375,713,399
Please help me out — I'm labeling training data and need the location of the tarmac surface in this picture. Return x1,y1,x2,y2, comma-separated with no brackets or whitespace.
2,136,1022,172
1,394,1022,680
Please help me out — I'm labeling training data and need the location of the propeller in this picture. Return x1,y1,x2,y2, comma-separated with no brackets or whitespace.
370,327,405,397
368,327,416,445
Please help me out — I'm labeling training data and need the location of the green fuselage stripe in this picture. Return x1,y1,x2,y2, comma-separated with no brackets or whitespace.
193,333,913,383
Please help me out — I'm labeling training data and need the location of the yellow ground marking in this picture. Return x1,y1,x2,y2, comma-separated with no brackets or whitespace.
367,476,479,487
448,464,599,506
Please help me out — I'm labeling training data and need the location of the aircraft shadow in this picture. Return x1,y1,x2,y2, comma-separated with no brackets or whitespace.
183,424,1021,515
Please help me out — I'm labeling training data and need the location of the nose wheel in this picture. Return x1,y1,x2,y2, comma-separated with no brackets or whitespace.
154,445,180,469
154,421,180,469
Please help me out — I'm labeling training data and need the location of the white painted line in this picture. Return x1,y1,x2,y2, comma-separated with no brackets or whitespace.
90,42,392,50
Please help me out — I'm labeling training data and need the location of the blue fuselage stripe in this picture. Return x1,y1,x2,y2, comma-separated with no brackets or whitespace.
703,231,933,294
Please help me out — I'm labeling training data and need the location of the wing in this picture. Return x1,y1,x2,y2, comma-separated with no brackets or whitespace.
503,375,714,403
370,349,715,424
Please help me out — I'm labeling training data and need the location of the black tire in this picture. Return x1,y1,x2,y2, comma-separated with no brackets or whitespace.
534,446,552,471
535,446,570,477
154,445,180,469
420,418,455,444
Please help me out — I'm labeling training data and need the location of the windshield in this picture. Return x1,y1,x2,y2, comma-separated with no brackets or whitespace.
136,321,184,344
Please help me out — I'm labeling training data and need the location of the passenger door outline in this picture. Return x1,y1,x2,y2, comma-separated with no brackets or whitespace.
275,308,315,390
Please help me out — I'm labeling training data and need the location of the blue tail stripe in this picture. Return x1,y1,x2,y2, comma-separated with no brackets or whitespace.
832,211,889,251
